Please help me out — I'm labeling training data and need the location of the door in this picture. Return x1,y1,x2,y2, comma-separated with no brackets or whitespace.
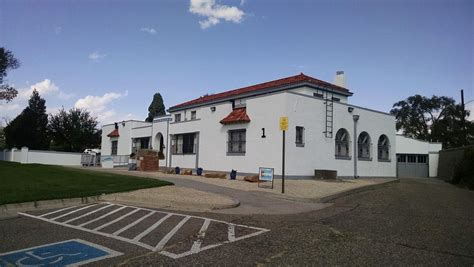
397,154,429,178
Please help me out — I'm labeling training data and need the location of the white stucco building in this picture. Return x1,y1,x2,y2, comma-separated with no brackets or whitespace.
395,135,442,178
102,73,399,178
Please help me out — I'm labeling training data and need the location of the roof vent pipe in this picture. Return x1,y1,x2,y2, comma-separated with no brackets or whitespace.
334,71,346,88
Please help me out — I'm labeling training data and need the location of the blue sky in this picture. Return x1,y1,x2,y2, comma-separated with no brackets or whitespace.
1,0,473,124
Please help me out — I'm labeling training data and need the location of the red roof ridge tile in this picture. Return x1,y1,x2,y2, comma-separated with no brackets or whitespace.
170,73,351,110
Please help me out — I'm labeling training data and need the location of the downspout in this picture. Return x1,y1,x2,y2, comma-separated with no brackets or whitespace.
166,119,170,168
353,115,359,179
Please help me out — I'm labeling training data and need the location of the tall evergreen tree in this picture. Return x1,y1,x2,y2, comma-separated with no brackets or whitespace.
145,93,166,122
4,89,49,149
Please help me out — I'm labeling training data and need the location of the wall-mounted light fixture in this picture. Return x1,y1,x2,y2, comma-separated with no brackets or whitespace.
121,121,126,127
261,128,266,138
348,107,354,113
210,107,216,112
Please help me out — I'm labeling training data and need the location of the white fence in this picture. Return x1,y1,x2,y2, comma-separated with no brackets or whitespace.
1,147,83,166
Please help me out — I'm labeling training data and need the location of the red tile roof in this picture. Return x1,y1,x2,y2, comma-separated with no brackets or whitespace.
107,129,120,137
220,107,251,125
170,73,351,111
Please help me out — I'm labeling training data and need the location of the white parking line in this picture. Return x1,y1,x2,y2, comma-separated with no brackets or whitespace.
113,211,156,236
18,202,269,259
63,204,114,224
78,206,128,227
50,204,99,221
39,205,79,218
94,208,140,231
155,216,190,251
132,213,172,242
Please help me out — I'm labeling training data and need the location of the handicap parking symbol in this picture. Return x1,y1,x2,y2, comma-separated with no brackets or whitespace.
0,239,122,267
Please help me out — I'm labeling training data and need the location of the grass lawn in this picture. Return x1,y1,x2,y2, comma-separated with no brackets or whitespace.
0,161,173,205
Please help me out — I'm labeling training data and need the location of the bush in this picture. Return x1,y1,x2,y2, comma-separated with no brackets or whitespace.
452,147,474,190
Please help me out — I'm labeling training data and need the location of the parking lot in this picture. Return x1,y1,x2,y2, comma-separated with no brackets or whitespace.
0,203,269,266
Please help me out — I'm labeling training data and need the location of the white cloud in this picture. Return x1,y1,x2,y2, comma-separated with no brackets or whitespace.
189,0,245,29
140,27,157,35
74,92,124,113
88,51,106,62
466,102,473,121
19,79,59,99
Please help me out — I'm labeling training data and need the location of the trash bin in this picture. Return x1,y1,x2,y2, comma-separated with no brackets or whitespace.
196,167,203,176
230,169,237,180
175,166,181,174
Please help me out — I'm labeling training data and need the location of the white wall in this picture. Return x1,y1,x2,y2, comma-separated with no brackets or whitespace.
167,90,396,178
395,135,442,177
0,147,82,166
101,120,153,156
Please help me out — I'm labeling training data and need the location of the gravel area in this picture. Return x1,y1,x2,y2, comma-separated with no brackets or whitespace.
146,172,384,200
101,186,237,212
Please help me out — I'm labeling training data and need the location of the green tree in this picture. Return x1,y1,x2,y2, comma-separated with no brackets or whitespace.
4,89,49,149
145,93,166,122
0,48,20,102
390,94,473,148
48,108,101,152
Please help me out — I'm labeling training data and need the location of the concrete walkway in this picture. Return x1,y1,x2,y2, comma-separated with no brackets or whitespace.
80,168,332,215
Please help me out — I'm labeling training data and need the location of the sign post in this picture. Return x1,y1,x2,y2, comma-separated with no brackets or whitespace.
279,116,288,194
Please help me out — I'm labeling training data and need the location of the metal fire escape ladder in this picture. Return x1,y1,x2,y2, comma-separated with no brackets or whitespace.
324,89,334,138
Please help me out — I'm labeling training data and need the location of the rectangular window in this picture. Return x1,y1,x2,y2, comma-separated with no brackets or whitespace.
191,111,197,120
174,113,181,122
295,126,304,146
407,155,417,163
418,155,427,164
332,97,341,102
228,129,246,154
111,141,118,155
397,155,406,163
171,133,196,154
233,99,246,109
313,92,323,98
132,137,151,153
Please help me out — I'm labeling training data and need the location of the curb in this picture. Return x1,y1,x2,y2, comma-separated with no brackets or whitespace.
317,179,400,203
101,195,240,212
262,179,400,203
1,192,241,219
0,196,101,220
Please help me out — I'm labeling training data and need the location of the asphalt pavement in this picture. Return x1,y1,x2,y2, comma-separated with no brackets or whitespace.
1,177,473,266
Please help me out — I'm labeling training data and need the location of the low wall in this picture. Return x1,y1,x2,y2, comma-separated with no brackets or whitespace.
1,147,83,166
437,145,474,182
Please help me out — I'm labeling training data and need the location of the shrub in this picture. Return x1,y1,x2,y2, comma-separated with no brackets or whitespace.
452,147,474,190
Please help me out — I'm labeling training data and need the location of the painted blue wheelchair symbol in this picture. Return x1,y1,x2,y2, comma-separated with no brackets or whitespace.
0,239,122,266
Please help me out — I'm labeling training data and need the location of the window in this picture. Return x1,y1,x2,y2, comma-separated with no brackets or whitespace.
377,135,390,161
332,97,341,102
313,92,323,98
111,141,118,155
296,126,304,146
418,155,427,164
132,137,151,153
407,155,417,163
174,113,181,122
357,132,371,160
335,128,350,158
191,111,197,120
171,133,196,154
397,155,406,163
233,99,246,109
228,129,246,154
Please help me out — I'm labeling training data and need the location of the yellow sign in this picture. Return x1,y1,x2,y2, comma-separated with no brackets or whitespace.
279,116,288,131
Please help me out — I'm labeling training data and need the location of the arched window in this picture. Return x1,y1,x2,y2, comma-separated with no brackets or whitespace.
358,132,371,159
335,128,350,158
378,135,390,161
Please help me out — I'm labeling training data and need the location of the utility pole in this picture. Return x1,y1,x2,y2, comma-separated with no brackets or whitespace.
461,90,466,145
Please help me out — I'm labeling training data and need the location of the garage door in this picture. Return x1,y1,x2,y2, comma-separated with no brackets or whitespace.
397,154,429,178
